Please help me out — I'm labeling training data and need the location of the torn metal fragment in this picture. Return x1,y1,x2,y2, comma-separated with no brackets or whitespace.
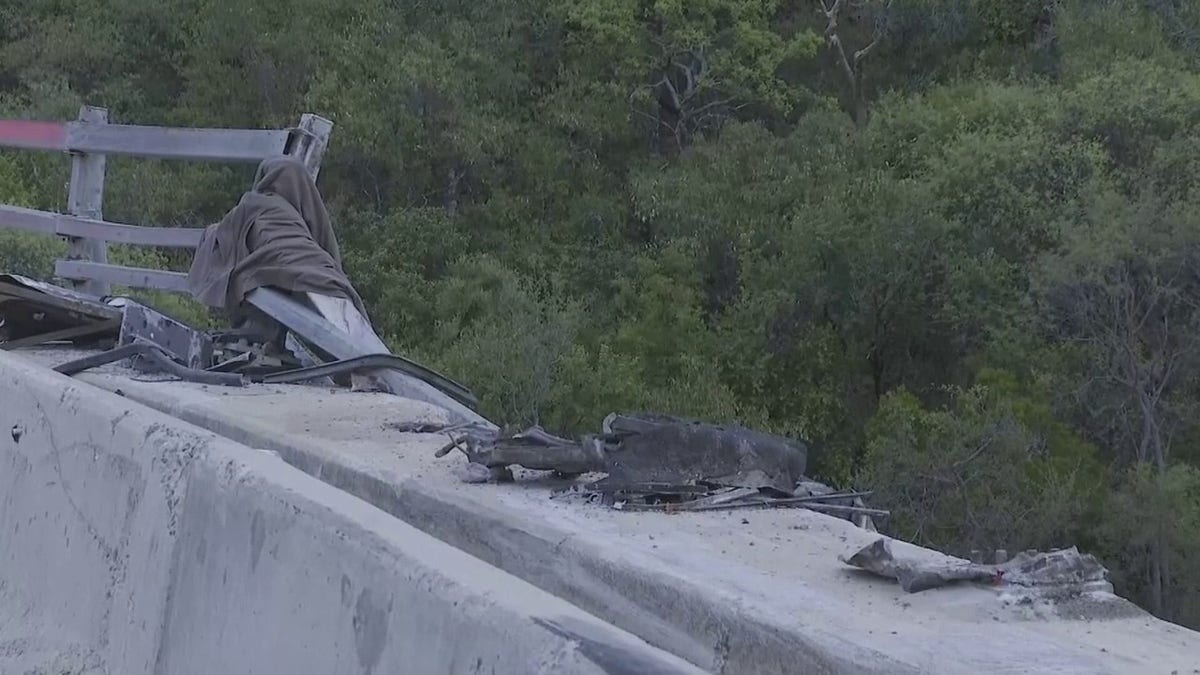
0,274,121,349
840,538,1110,593
438,424,605,475
592,413,808,494
117,299,213,370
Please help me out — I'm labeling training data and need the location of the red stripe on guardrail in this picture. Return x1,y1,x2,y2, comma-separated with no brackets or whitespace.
0,120,67,151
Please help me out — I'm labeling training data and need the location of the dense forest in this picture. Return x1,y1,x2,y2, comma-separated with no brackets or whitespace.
1,0,1199,626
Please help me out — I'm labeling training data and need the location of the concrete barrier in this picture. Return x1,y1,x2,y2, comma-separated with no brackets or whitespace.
40,354,1200,675
0,351,704,674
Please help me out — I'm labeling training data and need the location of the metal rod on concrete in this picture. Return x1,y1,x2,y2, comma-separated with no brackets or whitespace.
53,342,245,387
257,353,477,408
245,287,494,429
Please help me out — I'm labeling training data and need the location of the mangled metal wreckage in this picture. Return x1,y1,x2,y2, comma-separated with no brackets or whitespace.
1,157,484,427
0,154,1113,600
0,155,880,524
429,413,885,526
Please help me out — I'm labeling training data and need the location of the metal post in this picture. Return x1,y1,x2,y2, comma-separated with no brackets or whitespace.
292,113,333,181
65,105,109,297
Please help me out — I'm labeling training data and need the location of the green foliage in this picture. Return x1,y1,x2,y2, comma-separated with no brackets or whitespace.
416,255,576,426
0,231,63,279
611,241,709,379
339,206,468,344
1057,0,1188,77
860,375,1103,554
0,154,33,205
0,154,63,277
630,116,848,244
929,127,1102,261
546,342,646,433
1061,57,1200,170
554,0,821,116
1097,463,1200,626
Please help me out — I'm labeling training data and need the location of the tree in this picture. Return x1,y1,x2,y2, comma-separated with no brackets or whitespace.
1098,463,1200,625
859,374,1101,554
554,0,821,154
1040,186,1200,616
816,0,894,126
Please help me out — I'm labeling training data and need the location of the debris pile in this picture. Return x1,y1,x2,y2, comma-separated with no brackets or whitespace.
433,413,885,528
2,272,1113,597
0,276,478,410
2,156,487,427
0,144,1122,616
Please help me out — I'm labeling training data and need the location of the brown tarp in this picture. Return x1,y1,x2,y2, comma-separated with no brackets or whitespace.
187,156,367,317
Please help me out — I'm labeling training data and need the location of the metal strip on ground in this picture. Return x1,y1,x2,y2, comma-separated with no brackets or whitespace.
245,287,493,428
257,353,477,408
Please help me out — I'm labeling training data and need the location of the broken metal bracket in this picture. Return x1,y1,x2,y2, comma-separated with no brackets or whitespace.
115,299,213,370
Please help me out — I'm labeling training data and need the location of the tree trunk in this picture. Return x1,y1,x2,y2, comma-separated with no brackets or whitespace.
444,165,462,216
852,72,869,128
853,93,869,128
1134,383,1171,617
1149,461,1172,619
1149,539,1163,616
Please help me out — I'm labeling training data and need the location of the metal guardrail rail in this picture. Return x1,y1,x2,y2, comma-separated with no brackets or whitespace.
0,108,333,296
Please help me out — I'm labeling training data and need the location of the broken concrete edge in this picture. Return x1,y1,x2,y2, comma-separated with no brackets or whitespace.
0,351,706,675
63,368,921,675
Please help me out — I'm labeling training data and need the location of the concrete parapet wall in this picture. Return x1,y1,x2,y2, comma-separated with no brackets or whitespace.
38,353,1200,675
0,351,703,674
0,354,184,674
67,376,909,674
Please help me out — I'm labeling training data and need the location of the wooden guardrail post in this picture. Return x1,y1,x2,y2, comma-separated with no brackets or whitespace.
65,105,109,297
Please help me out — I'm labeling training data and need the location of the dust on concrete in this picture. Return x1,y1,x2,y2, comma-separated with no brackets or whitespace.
1046,592,1146,622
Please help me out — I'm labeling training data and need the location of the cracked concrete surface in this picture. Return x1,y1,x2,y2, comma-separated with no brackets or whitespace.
20,346,1200,674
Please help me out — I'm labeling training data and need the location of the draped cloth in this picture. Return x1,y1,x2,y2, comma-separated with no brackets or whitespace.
187,156,367,317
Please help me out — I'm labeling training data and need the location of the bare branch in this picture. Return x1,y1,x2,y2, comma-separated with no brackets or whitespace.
853,0,893,64
818,0,890,125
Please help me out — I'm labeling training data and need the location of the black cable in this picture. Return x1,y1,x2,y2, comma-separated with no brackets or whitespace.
53,343,245,387
257,353,477,408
